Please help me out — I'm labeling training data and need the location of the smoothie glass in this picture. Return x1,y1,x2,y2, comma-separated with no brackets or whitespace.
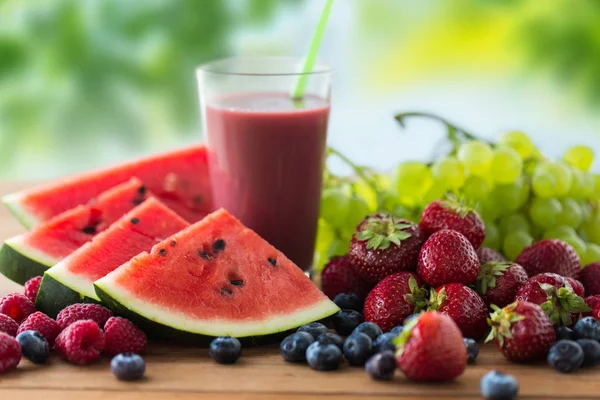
197,57,331,272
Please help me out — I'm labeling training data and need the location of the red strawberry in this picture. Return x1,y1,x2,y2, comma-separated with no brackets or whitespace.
515,239,580,279
486,301,556,362
428,283,489,340
420,198,485,249
476,262,528,308
581,262,600,296
417,229,480,287
583,295,600,318
565,277,585,297
516,273,590,326
363,272,427,332
321,255,372,299
349,214,425,283
395,311,467,382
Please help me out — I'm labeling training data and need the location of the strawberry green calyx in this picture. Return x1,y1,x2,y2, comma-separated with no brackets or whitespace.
356,215,412,250
393,314,420,358
427,287,447,311
539,282,591,326
485,302,525,346
404,276,428,312
476,262,512,294
439,194,473,218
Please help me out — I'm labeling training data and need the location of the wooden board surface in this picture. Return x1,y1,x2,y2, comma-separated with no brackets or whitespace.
0,181,598,400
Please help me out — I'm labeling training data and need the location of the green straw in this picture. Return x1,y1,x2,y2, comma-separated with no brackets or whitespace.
291,0,334,100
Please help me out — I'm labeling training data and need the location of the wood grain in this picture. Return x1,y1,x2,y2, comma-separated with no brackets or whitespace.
0,181,599,399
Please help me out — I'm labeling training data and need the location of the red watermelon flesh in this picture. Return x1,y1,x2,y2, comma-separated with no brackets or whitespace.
94,208,339,338
36,198,189,316
3,145,212,228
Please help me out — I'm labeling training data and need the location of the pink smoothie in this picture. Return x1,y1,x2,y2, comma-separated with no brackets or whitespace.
204,93,330,271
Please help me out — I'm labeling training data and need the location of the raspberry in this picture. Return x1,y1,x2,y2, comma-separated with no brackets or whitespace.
0,314,19,337
0,332,21,374
55,320,105,365
0,293,36,323
594,303,600,322
18,312,62,347
23,276,43,302
104,317,147,356
56,303,113,330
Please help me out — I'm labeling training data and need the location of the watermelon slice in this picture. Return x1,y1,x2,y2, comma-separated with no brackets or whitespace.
0,178,150,284
95,209,339,340
36,198,189,318
3,145,212,228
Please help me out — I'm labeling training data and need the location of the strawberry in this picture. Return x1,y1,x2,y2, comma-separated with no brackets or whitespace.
416,229,480,287
476,262,528,308
515,273,590,326
363,272,427,332
427,283,489,340
476,247,505,264
515,239,580,279
486,301,556,362
348,214,425,283
419,197,485,249
581,262,600,296
394,311,466,382
321,255,372,300
565,277,585,297
583,295,600,318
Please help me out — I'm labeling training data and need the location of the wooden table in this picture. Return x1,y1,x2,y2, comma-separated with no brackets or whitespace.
0,182,598,400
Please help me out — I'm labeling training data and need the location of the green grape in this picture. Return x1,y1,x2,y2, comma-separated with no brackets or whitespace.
567,168,585,199
320,187,351,228
490,146,523,184
482,221,501,250
588,174,600,200
556,198,583,228
457,141,493,176
422,183,448,206
528,197,562,229
543,225,577,240
532,166,557,198
563,235,586,260
503,230,534,261
431,156,466,190
392,204,415,220
516,177,530,209
394,162,433,206
375,174,393,191
490,179,525,216
343,195,372,232
546,162,572,196
497,131,535,159
478,199,500,222
582,243,600,266
581,210,600,245
580,201,592,221
499,213,530,236
327,238,350,261
313,219,336,272
379,190,401,213
353,180,378,212
581,172,595,200
563,145,594,172
462,175,492,200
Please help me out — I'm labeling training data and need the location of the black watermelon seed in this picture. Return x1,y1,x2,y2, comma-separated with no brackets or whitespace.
230,280,244,286
213,239,225,253
132,197,145,206
130,218,140,225
193,195,203,205
158,249,167,256
82,225,97,235
268,257,276,266
220,288,233,295
137,185,147,195
198,249,211,260
170,240,177,247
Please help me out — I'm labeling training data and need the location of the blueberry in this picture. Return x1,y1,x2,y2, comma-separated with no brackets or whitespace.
343,332,373,366
480,370,519,400
297,322,329,339
317,332,344,349
352,322,383,341
547,340,584,373
574,317,600,341
365,351,396,380
403,313,420,324
280,332,314,362
333,293,363,312
463,338,479,364
390,325,404,335
209,336,242,364
16,330,49,364
110,353,146,381
576,339,600,368
373,332,396,354
306,341,342,371
332,309,364,336
555,326,576,341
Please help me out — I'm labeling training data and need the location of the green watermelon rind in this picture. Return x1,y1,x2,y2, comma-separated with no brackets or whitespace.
2,193,39,230
94,279,340,344
0,235,56,285
35,273,99,318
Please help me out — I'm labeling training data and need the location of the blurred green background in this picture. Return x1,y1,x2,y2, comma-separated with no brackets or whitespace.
2,0,600,179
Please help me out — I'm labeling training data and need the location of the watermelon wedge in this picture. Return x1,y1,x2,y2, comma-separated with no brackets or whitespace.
0,178,149,284
3,145,212,228
36,198,189,318
95,209,339,341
